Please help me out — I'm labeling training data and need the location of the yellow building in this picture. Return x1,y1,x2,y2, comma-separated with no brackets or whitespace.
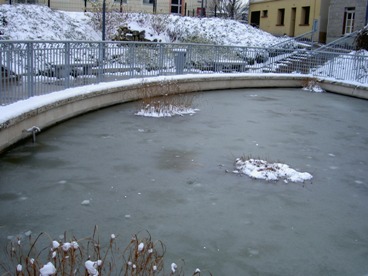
249,0,331,43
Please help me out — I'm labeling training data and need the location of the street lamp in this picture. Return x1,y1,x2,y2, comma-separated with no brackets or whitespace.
102,0,106,41
201,0,204,17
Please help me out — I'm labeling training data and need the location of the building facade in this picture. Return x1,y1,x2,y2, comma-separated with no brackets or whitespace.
0,0,204,16
326,0,368,43
249,0,331,43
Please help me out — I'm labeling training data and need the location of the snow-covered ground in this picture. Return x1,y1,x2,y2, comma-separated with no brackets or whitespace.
0,5,101,41
0,4,287,47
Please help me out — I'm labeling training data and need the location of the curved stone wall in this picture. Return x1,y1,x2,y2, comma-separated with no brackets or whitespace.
0,74,367,154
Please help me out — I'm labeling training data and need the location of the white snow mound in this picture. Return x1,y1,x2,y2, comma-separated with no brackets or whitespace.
234,158,313,182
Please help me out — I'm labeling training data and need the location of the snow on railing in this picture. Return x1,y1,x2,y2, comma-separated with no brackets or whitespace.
1,40,367,105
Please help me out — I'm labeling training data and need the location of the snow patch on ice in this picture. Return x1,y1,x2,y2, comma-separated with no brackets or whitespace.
81,199,90,206
234,158,313,182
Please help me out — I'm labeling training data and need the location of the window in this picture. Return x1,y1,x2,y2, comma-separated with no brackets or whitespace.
262,10,268,18
277,9,285,25
250,11,261,27
343,7,355,34
143,0,154,4
301,6,310,25
171,0,182,14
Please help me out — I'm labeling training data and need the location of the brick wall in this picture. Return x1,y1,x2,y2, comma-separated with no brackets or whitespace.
327,0,368,43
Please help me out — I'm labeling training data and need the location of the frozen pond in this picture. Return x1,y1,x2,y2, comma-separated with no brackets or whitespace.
1,88,368,275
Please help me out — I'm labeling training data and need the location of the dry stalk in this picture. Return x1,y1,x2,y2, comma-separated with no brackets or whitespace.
301,77,318,89
136,79,198,116
1,227,210,275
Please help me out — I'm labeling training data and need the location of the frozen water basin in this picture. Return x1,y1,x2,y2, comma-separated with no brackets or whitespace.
0,88,368,275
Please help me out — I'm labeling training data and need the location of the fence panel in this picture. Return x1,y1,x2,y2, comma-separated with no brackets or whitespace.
1,40,367,106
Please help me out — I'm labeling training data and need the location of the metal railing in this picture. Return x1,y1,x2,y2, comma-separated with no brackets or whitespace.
270,31,317,50
316,31,360,53
1,40,367,105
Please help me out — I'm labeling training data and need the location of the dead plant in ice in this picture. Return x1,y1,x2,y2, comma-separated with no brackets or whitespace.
0,226,211,275
301,77,324,93
135,79,199,117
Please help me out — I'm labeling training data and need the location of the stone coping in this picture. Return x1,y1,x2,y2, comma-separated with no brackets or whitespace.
0,74,367,154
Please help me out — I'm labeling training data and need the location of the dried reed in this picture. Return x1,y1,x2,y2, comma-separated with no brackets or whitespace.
1,226,211,275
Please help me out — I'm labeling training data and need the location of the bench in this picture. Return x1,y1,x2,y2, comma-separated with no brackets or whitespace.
49,63,96,79
1,66,20,83
213,61,248,72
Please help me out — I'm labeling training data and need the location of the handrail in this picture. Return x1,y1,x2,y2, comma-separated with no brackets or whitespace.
315,30,360,53
270,31,316,49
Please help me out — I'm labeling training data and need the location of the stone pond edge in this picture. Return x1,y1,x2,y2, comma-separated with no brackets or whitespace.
0,73,367,153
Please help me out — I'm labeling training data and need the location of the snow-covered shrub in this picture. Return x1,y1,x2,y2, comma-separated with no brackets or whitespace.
241,48,269,65
181,35,214,44
87,0,123,39
355,25,368,51
255,50,269,63
149,14,170,36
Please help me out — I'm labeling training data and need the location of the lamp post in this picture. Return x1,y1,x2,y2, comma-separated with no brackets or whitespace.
102,0,106,41
201,0,204,17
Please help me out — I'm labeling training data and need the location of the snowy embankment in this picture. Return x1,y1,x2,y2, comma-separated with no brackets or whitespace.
0,5,101,40
0,4,287,47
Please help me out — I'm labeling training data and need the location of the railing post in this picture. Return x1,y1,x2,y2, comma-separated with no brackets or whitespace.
186,44,192,71
98,42,104,82
0,44,3,104
27,42,34,98
215,45,220,72
5,43,12,98
159,43,164,76
129,43,135,77
64,42,70,89
354,52,363,82
328,53,334,78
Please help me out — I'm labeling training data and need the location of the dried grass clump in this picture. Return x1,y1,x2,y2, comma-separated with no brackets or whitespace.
0,227,210,275
135,79,198,117
301,77,324,93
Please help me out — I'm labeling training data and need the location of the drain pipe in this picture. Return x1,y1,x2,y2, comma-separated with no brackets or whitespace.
23,126,41,143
